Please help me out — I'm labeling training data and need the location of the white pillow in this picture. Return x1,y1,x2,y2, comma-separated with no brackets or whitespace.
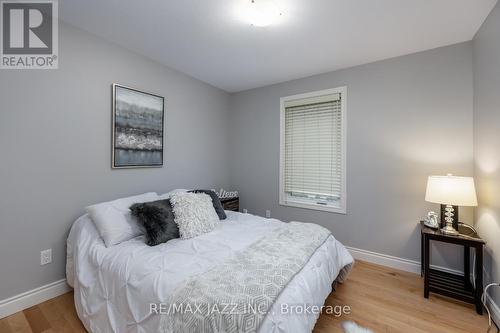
170,192,219,239
158,189,188,200
86,192,159,247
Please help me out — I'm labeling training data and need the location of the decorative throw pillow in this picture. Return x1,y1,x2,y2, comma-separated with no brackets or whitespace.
189,189,227,220
130,199,179,246
86,192,159,247
170,192,220,239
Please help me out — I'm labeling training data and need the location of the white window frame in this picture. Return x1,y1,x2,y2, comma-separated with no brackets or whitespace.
279,87,347,214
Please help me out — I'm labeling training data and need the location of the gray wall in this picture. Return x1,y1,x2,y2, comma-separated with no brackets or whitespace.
229,42,474,270
0,23,231,300
0,21,481,302
473,1,500,305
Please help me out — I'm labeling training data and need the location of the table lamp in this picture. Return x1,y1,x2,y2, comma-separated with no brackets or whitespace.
425,174,477,235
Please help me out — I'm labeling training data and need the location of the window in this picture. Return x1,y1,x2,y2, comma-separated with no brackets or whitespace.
279,87,346,214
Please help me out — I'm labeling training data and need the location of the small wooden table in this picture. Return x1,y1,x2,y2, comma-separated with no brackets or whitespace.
420,221,485,314
221,197,239,212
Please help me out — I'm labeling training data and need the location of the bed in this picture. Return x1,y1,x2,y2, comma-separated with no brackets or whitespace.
67,210,353,333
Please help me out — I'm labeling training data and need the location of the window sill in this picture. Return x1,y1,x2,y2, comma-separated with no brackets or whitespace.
279,200,346,214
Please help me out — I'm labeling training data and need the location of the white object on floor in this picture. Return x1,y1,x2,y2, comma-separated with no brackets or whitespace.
342,321,374,333
67,211,353,333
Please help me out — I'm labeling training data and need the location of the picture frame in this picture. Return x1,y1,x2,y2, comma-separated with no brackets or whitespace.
112,84,165,168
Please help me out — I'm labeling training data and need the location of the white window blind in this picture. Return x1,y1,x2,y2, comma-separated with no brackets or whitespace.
280,88,346,213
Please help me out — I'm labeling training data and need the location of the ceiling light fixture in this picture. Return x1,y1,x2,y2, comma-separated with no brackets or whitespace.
241,0,282,27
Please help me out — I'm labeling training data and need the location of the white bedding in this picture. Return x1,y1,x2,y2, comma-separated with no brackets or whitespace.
67,211,353,333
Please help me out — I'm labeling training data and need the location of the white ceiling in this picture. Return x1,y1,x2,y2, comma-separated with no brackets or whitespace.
60,0,497,92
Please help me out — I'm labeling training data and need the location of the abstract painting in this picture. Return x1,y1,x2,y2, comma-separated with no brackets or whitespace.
112,84,164,168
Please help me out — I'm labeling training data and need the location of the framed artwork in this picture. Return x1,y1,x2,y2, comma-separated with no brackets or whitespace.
112,84,164,168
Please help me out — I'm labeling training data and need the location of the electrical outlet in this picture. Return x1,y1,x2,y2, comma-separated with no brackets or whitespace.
242,208,248,214
40,249,52,265
265,210,271,218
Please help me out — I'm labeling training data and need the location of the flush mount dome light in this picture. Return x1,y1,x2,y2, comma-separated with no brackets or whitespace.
241,0,282,27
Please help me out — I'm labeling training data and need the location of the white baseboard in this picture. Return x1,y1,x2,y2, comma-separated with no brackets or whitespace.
347,246,421,274
485,293,500,327
0,279,71,319
346,246,463,276
482,269,500,328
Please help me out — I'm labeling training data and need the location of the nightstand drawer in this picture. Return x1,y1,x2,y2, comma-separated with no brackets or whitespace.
221,197,239,212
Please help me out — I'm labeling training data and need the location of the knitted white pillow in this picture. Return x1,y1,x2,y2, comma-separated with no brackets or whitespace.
170,192,220,239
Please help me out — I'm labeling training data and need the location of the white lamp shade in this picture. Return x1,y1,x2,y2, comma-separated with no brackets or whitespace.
425,175,478,206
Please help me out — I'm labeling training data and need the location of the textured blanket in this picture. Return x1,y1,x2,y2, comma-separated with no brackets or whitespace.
164,222,332,333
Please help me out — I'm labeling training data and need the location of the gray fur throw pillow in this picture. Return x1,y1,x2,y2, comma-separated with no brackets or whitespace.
130,199,179,246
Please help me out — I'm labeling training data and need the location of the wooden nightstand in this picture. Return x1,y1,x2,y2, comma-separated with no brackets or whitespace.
221,197,239,212
420,221,485,314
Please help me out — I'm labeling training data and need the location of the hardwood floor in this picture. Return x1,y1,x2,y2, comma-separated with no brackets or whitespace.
0,260,490,333
314,261,489,333
0,291,86,333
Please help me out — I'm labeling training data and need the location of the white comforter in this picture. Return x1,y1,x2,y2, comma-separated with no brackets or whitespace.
67,211,353,333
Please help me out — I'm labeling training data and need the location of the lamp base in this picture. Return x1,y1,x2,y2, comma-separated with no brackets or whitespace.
440,204,459,230
441,224,459,236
